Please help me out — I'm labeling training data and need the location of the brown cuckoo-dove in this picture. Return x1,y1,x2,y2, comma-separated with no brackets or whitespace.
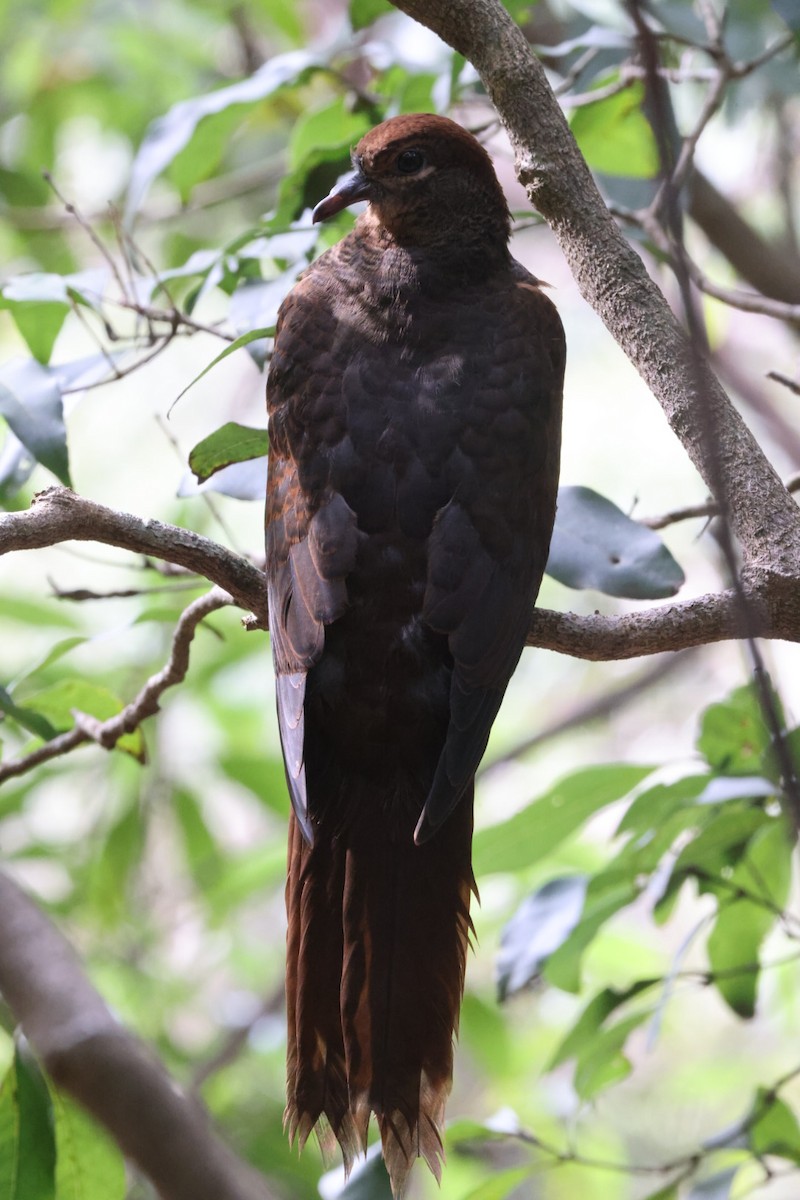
265,112,565,1195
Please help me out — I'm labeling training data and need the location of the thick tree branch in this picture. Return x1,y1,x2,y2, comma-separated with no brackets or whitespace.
389,0,800,579
0,870,276,1200
3,491,800,700
0,487,268,627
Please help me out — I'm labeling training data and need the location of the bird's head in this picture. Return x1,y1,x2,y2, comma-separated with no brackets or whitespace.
312,113,511,252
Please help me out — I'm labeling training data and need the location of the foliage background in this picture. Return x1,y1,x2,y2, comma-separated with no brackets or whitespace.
1,0,800,1197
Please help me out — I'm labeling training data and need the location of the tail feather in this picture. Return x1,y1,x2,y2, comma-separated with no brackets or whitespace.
285,778,474,1195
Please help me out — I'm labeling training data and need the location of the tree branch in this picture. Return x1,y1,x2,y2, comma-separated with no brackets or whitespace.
0,870,276,1200
388,0,800,579
0,487,267,626
0,587,236,783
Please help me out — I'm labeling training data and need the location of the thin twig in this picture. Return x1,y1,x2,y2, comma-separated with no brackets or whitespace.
0,588,233,783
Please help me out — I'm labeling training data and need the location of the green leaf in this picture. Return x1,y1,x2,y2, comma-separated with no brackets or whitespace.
616,774,709,836
0,1059,19,1199
497,876,587,1000
51,1088,125,1200
697,685,774,776
573,1010,648,1099
174,329,272,405
0,684,58,741
188,422,268,483
0,359,71,486
289,96,373,172
349,0,393,29
749,1089,800,1163
461,1168,532,1200
174,788,224,885
125,50,319,222
543,879,640,992
546,486,684,598
0,271,105,364
706,819,792,1017
13,1045,56,1200
4,302,68,366
473,764,651,876
548,982,652,1070
21,680,145,761
570,78,659,178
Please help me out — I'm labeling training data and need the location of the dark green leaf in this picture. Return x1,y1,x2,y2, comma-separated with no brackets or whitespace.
21,680,145,761
473,764,651,876
546,486,684,598
749,1089,800,1163
337,1148,393,1199
14,1044,56,1200
570,79,659,178
188,422,268,483
0,359,70,486
0,684,59,741
496,876,587,1000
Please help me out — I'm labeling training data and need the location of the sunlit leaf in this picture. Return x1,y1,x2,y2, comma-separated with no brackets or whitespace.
573,1011,648,1099
548,982,652,1069
706,819,792,1017
749,1088,800,1163
697,685,776,776
546,486,684,598
51,1087,125,1200
473,764,651,876
570,78,660,178
289,97,372,172
21,680,145,761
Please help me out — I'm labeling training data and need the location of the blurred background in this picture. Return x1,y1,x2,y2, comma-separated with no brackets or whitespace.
1,0,800,1197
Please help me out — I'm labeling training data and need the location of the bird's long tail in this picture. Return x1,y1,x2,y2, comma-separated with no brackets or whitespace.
285,780,474,1196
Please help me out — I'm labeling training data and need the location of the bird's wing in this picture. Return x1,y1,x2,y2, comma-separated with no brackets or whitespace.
266,271,360,840
417,278,565,841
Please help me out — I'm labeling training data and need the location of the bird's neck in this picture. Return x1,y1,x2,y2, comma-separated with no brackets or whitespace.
354,210,511,289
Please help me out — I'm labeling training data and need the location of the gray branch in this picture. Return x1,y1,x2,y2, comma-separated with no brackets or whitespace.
388,0,800,582
0,870,277,1200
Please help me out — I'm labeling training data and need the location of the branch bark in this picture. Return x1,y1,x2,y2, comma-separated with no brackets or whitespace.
0,871,277,1200
0,487,268,627
388,0,800,580
3,490,800,678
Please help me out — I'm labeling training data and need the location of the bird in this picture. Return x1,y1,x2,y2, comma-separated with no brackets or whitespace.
265,112,564,1195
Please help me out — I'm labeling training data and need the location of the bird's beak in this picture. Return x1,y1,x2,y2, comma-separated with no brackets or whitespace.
312,167,371,224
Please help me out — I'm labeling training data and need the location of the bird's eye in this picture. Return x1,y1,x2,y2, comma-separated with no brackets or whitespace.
396,149,425,175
